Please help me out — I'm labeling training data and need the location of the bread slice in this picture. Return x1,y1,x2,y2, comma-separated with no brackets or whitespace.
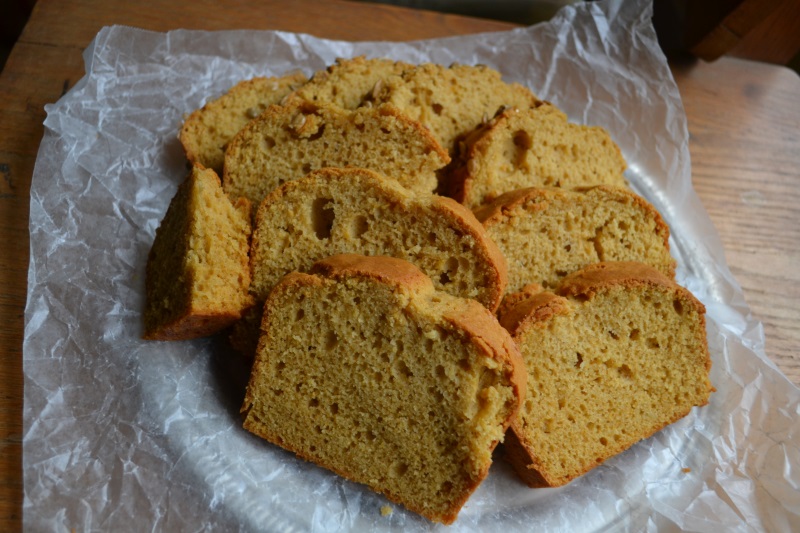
292,55,413,110
179,72,308,174
241,254,526,524
249,166,507,311
474,185,675,293
497,262,713,488
143,165,253,340
223,99,449,206
369,63,542,153
446,105,628,208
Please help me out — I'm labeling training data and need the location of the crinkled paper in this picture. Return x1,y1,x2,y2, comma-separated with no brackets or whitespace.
23,0,800,530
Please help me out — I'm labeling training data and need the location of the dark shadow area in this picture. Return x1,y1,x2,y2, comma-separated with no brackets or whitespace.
1,1,36,72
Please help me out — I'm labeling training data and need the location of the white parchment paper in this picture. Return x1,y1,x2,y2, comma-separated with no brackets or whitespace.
23,0,800,531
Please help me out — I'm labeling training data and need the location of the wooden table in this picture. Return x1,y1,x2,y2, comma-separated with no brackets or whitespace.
1,0,798,530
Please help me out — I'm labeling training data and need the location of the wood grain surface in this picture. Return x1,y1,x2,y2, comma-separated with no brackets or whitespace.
1,0,798,530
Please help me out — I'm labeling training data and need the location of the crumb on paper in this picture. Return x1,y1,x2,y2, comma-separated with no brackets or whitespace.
682,467,691,473
381,505,393,517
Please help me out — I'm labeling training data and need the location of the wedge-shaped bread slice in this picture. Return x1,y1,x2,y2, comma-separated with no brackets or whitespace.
497,262,713,488
370,63,542,153
223,100,449,206
179,72,308,174
249,167,507,311
242,254,526,524
474,185,675,293
447,105,628,208
292,55,413,110
143,165,253,340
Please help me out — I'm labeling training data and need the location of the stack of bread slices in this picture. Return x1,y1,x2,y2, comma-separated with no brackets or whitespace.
143,56,714,525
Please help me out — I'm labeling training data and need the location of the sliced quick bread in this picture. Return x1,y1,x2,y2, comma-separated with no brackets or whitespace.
179,72,308,174
292,55,413,109
143,165,253,340
250,167,507,311
474,185,675,292
447,105,628,208
223,100,449,205
370,63,542,153
241,254,526,524
497,262,713,488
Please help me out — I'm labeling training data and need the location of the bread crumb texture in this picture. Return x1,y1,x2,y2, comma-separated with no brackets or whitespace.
179,72,308,174
370,63,542,153
448,105,628,207
250,167,506,311
293,56,413,110
499,261,713,488
241,254,525,524
223,99,448,206
143,165,252,340
476,185,675,293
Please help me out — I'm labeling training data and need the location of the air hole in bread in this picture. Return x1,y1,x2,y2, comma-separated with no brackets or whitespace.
263,136,276,149
647,338,660,349
351,215,369,238
302,163,312,175
618,364,633,380
608,330,620,340
308,124,325,141
325,330,338,350
432,103,444,116
309,398,319,408
330,402,339,415
574,352,584,368
295,308,305,321
673,299,684,315
599,437,608,446
513,130,533,150
629,328,640,340
393,461,409,476
439,272,451,285
312,198,335,239
433,480,452,498
394,359,414,379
